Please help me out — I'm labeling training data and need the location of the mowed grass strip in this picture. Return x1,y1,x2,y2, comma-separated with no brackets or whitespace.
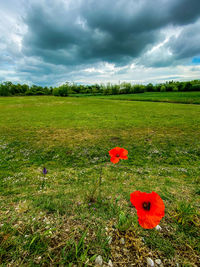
94,91,200,104
0,96,200,266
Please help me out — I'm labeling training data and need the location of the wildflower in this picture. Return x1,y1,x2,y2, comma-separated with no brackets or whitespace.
109,147,128,164
130,191,165,229
43,167,48,175
41,167,48,189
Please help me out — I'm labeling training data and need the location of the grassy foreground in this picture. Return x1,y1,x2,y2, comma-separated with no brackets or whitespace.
0,96,200,266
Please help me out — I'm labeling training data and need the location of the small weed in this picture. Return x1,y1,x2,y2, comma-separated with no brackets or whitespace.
143,231,175,257
32,194,73,215
195,189,200,195
172,202,200,238
173,202,197,227
116,211,132,231
60,230,96,265
27,234,48,254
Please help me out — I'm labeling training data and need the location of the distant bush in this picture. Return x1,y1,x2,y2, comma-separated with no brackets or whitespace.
25,90,34,96
146,83,154,92
0,83,11,96
172,86,178,92
132,85,145,93
1,79,200,97
183,82,192,91
52,80,200,96
53,85,69,96
160,85,166,92
191,84,200,91
0,81,51,96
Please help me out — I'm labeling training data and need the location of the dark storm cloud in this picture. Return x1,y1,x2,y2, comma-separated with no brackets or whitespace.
167,19,200,60
22,0,200,68
81,0,200,36
168,0,200,25
22,0,161,66
1,0,200,86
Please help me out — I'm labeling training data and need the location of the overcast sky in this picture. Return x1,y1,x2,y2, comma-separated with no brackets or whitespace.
0,0,200,86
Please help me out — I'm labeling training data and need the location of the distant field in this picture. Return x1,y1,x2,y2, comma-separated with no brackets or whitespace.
0,96,200,266
92,91,200,104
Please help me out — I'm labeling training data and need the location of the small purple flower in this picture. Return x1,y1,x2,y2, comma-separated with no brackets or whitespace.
43,167,48,175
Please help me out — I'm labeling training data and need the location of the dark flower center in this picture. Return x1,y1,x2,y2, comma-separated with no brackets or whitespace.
116,154,120,157
143,201,151,211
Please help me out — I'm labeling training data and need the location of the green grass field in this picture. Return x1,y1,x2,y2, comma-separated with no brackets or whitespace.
94,91,200,104
0,95,200,266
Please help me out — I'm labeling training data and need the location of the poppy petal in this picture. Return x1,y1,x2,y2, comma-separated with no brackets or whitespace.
120,155,128,160
120,148,128,157
110,157,119,164
130,191,146,210
138,214,162,229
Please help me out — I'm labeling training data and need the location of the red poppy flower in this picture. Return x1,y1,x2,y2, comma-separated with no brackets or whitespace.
130,191,165,229
109,147,128,164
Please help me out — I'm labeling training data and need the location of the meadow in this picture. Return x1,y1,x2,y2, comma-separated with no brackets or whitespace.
0,95,200,266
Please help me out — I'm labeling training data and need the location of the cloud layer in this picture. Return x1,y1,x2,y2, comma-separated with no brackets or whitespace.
1,0,200,85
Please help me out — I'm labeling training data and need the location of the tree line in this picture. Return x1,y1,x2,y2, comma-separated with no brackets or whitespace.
0,80,200,97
